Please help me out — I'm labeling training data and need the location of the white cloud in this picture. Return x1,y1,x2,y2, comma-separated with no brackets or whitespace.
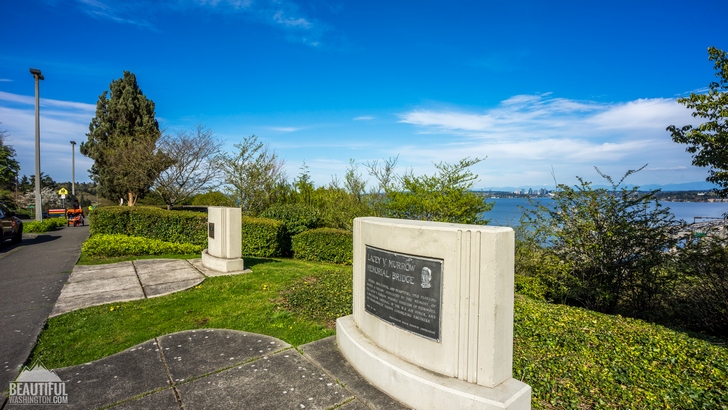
273,10,312,29
0,92,96,182
390,93,703,187
353,116,375,121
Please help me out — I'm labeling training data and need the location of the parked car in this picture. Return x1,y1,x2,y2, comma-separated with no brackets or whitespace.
0,203,23,245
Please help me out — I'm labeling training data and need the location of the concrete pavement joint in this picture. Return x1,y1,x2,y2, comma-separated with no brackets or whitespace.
131,260,148,299
155,336,185,410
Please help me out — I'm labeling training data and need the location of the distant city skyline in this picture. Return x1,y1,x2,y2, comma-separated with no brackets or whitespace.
1,1,726,190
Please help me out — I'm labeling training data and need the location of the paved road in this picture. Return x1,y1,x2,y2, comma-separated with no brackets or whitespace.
0,223,89,403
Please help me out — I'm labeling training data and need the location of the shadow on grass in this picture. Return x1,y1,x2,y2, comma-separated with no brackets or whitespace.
243,257,283,268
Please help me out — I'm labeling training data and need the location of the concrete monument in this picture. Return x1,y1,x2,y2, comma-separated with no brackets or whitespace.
337,217,531,409
201,206,245,273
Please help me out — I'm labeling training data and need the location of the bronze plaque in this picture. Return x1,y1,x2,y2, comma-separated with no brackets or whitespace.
364,246,443,341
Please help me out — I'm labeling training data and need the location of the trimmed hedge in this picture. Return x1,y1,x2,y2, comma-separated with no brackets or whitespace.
241,216,286,257
260,203,321,256
89,206,207,246
88,206,291,258
292,228,353,265
260,203,321,236
82,234,203,257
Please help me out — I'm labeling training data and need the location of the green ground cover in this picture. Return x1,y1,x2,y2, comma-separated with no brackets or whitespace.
30,256,727,409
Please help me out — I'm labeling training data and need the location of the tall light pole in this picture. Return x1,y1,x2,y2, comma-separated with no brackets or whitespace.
70,141,76,199
30,68,44,221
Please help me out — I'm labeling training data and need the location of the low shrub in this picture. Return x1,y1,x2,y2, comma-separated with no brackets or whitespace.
514,297,728,409
24,218,67,233
82,234,203,257
241,217,286,257
292,228,352,265
279,269,353,327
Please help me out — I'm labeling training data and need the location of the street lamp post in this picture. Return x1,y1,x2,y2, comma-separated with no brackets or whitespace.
30,68,44,221
70,141,76,199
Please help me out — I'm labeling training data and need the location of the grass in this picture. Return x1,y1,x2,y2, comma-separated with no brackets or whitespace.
30,255,728,409
30,257,350,369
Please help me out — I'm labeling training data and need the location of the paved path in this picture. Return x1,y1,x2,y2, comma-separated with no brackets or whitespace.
1,235,412,409
49,259,250,317
2,329,409,410
0,224,89,403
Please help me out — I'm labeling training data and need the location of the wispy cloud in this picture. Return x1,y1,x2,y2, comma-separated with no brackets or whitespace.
66,0,328,47
0,91,96,112
0,79,11,82
268,126,302,133
353,116,374,121
75,0,154,29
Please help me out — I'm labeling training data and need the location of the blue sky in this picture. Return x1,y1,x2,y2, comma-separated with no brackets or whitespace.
1,0,726,190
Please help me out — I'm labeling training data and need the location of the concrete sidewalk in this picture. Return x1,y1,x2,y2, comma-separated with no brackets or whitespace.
5,259,411,410
50,258,249,317
5,329,410,410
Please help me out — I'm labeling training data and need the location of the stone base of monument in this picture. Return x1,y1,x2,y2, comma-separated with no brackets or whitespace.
337,316,531,410
201,249,246,273
201,207,246,274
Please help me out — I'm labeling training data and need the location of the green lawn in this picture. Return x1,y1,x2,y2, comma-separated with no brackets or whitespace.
30,256,728,409
31,257,348,369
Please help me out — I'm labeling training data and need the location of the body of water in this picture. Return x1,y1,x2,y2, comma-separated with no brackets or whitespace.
486,197,728,227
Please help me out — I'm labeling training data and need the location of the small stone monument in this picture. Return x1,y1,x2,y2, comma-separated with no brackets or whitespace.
337,217,531,409
201,206,245,273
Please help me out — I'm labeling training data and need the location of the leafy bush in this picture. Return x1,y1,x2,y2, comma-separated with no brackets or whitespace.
279,269,353,326
522,167,679,315
514,274,548,301
667,236,728,337
89,206,207,246
82,234,203,257
240,216,286,257
291,228,352,264
24,218,67,233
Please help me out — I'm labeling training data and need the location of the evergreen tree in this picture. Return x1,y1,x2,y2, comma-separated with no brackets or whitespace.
0,126,20,204
80,71,170,206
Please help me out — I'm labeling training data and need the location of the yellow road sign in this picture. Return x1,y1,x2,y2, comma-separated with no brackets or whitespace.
58,188,69,195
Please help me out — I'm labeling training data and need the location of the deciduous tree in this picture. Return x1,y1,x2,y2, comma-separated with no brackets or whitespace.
375,157,493,225
219,135,286,215
153,124,224,209
668,47,728,197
